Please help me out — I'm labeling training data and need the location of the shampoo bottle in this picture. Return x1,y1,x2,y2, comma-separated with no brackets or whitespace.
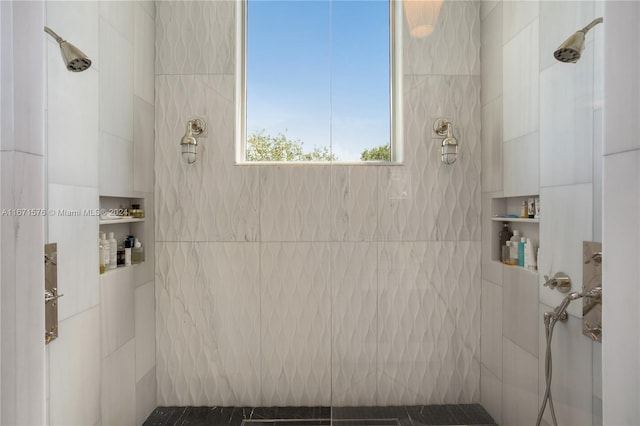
107,232,117,270
518,237,526,267
499,223,513,262
100,232,110,273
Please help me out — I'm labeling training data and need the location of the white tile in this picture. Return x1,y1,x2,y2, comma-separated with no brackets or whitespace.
481,3,502,106
331,243,377,406
47,184,99,321
380,75,481,242
602,150,640,424
502,266,539,357
155,75,259,242
4,152,46,425
480,364,502,425
481,280,502,379
540,61,594,187
502,132,539,197
49,306,101,426
0,2,12,152
502,337,539,426
593,396,602,426
403,0,480,76
136,367,157,426
603,1,640,155
156,0,235,75
502,0,539,44
377,242,480,405
482,98,502,193
141,0,155,20
481,193,503,285
330,167,377,241
46,1,100,71
593,109,602,242
539,184,592,318
133,97,154,193
12,1,45,156
100,132,133,196
261,167,331,242
539,1,595,72
100,267,135,358
99,1,133,42
592,341,602,400
155,242,261,406
134,3,154,104
538,303,593,426
503,20,539,142
47,45,99,187
135,281,155,382
101,339,136,426
480,0,498,21
100,18,133,142
260,243,331,406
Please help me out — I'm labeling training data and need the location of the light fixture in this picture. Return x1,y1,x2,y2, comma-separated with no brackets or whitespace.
403,0,444,38
554,17,603,63
180,118,206,164
44,26,92,72
434,118,458,166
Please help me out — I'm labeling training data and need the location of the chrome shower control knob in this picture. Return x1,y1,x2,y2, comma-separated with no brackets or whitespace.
543,272,572,293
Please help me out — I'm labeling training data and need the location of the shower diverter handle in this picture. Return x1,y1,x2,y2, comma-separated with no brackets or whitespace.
543,272,572,293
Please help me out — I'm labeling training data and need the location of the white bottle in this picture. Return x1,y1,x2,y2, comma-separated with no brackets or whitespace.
107,232,117,270
99,232,110,272
527,238,538,270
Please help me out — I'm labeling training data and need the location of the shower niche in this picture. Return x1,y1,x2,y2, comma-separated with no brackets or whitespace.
490,195,540,271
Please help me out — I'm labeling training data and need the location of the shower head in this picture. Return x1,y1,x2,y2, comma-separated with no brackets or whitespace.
44,26,92,72
554,17,603,63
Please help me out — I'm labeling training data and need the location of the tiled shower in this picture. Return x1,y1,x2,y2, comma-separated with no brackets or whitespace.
3,0,640,425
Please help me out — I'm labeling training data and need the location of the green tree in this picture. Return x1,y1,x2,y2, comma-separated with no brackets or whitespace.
247,131,337,162
360,144,390,161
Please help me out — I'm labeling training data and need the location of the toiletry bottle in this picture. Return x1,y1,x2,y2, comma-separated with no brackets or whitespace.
527,198,535,218
499,223,513,262
502,242,510,265
132,238,144,264
524,240,530,269
107,232,117,270
99,236,105,274
117,243,125,267
528,238,538,270
520,201,528,218
124,238,132,266
535,197,540,218
510,230,520,244
518,237,526,267
509,240,519,265
100,232,110,273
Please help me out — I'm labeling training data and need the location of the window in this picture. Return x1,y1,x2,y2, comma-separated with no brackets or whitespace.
236,0,402,163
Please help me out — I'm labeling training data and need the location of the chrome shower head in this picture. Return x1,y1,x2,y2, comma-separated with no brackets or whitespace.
44,26,92,72
554,17,603,63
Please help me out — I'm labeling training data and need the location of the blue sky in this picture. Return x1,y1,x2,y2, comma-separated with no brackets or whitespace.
246,0,390,161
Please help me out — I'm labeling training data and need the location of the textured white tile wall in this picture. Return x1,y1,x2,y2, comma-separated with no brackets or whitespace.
155,0,482,406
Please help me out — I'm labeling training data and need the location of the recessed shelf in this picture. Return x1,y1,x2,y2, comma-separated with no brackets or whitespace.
492,217,539,223
100,262,144,276
99,217,145,225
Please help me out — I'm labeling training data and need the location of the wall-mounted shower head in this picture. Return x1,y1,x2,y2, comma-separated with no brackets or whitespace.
44,26,92,72
554,17,603,63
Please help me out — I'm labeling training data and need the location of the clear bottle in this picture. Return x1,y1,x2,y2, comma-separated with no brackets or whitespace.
502,242,511,265
520,201,528,218
124,238,132,266
107,232,117,270
99,232,109,274
99,236,105,274
132,238,144,265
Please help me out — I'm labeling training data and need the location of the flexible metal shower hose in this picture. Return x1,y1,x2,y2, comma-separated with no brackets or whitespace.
536,315,559,426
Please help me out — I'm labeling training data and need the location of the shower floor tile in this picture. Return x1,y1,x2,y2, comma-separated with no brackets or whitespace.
143,404,496,426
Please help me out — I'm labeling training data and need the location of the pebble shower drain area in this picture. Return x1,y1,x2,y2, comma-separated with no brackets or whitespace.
144,405,496,426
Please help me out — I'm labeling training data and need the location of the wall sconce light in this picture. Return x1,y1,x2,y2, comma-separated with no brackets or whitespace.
403,0,444,38
433,118,458,165
180,118,206,164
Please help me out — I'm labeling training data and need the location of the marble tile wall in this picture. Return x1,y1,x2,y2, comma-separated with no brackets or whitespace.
0,2,46,424
480,1,604,425
155,0,481,407
43,1,157,425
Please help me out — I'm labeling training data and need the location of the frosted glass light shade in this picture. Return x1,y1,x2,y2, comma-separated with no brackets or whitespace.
403,0,443,38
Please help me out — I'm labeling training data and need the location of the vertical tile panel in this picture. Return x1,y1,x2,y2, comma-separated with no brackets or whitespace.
481,3,502,106
101,267,135,358
134,3,155,104
133,97,155,193
260,242,331,406
481,280,502,378
135,281,155,382
136,367,157,426
331,242,377,405
502,337,538,425
330,167,377,242
101,339,136,426
502,266,539,357
480,364,502,425
482,98,503,193
502,132,539,197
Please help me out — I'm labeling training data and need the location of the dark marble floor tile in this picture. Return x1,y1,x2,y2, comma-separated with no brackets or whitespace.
405,404,495,426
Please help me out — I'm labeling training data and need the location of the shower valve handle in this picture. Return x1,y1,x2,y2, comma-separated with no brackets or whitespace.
584,322,602,340
543,272,572,293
